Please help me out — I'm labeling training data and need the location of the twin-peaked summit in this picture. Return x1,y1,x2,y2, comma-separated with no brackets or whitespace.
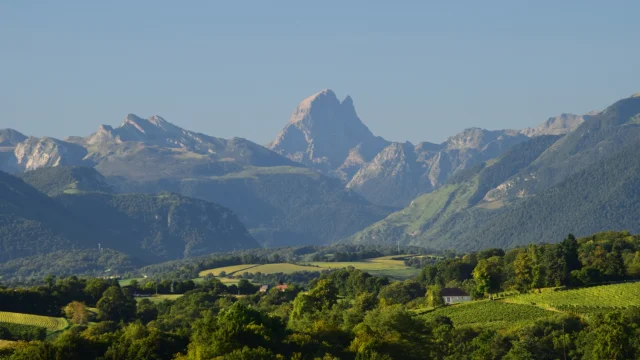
269,89,389,179
269,89,573,207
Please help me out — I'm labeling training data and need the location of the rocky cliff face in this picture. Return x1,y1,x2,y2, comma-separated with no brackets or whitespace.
347,128,530,207
12,137,89,171
269,89,586,207
268,89,389,180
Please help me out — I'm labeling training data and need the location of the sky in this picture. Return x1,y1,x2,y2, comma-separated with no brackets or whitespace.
1,1,639,145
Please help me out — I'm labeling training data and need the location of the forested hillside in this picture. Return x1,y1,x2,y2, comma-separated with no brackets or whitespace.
349,135,563,249
0,171,259,263
112,166,394,247
18,166,112,196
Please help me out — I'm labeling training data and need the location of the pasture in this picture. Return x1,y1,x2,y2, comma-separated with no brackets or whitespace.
0,312,68,332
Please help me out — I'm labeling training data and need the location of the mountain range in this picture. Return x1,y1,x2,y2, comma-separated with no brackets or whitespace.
1,89,639,269
268,89,585,207
349,93,640,250
0,167,258,263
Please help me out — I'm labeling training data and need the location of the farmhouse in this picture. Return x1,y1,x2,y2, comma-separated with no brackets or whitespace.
259,285,269,293
441,288,471,304
275,284,288,292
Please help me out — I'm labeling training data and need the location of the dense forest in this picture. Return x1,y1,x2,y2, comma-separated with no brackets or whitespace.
0,231,638,359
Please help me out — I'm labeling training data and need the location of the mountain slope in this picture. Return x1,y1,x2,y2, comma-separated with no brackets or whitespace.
0,171,259,262
487,94,640,201
520,113,588,137
450,143,640,250
110,166,394,247
1,114,392,248
56,192,259,260
18,166,113,196
350,94,640,251
269,89,533,207
348,135,563,248
0,129,27,147
346,128,530,207
0,171,90,260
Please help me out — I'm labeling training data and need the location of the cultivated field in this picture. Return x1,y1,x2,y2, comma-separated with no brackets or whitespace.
419,282,640,330
420,300,557,330
197,255,422,281
0,312,68,332
198,264,260,277
0,340,15,348
118,277,146,287
307,255,420,280
505,282,640,313
136,294,183,304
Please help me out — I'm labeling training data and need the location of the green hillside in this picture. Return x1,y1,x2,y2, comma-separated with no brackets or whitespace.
448,143,640,250
0,171,90,260
0,171,260,263
349,135,561,249
18,166,113,196
350,96,640,251
113,166,394,247
487,95,640,201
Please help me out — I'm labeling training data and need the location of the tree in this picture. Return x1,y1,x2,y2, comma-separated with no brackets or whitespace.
425,285,445,308
604,247,626,280
187,303,285,359
378,281,424,305
136,298,159,324
512,252,534,292
84,278,112,305
578,312,638,359
44,274,56,290
472,256,503,296
64,301,92,325
96,286,136,322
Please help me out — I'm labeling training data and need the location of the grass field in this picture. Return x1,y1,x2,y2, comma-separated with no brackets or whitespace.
136,294,183,304
420,301,557,330
306,255,420,280
197,255,422,281
198,264,260,277
505,282,640,313
0,340,15,348
118,277,145,287
0,312,68,332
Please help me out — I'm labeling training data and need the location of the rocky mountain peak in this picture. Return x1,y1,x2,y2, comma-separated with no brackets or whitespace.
0,129,27,147
521,113,586,137
269,89,389,174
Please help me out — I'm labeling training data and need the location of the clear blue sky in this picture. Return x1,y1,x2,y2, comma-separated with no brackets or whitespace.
1,1,639,144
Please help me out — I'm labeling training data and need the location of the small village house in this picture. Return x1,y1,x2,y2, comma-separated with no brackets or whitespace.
441,288,471,304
